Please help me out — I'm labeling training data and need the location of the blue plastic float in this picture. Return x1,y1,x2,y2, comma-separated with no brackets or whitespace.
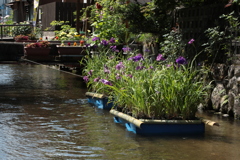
86,92,113,110
111,109,206,135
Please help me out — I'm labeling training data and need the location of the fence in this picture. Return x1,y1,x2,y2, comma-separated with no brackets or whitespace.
175,4,234,41
0,24,34,40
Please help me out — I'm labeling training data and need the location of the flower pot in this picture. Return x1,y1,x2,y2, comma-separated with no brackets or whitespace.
85,92,113,110
56,45,86,61
110,109,205,135
24,47,53,61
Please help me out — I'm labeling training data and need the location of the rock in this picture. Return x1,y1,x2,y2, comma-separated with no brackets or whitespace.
228,91,235,114
228,65,235,78
234,65,240,77
211,63,227,81
234,96,240,119
211,82,226,110
227,76,236,89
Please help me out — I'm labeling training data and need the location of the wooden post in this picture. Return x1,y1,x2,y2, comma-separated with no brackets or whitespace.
76,0,80,33
19,0,24,22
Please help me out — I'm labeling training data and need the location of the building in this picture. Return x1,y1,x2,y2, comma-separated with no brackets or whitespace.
0,0,12,23
4,0,90,24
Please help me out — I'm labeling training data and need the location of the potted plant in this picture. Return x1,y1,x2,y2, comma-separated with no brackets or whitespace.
24,41,53,61
56,40,87,62
14,34,37,42
82,35,213,135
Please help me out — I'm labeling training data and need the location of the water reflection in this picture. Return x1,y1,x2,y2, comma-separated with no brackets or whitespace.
0,64,240,160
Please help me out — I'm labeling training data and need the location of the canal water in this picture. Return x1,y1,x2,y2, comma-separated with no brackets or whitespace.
0,64,240,160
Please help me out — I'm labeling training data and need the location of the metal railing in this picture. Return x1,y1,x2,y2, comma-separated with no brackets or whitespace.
0,24,34,40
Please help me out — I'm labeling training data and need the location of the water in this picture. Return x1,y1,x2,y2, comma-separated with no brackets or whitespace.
0,64,240,160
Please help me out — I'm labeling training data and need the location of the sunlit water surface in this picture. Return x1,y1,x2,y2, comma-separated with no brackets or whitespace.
0,64,240,160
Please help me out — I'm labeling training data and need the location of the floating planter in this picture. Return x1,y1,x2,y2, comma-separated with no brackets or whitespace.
85,92,113,110
110,109,219,135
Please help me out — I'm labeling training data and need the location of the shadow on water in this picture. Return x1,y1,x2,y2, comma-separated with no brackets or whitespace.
0,64,240,160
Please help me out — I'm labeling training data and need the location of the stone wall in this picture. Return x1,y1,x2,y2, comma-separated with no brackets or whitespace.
211,55,240,118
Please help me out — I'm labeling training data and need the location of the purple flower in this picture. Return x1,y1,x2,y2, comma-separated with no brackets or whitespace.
83,76,89,82
109,37,115,43
101,79,113,86
156,54,165,61
85,43,90,48
136,66,145,70
109,56,115,59
127,74,133,78
176,56,187,65
116,73,121,80
188,39,195,44
115,62,124,70
128,54,143,62
122,47,131,52
93,44,98,48
101,39,108,46
149,66,154,69
110,45,119,52
92,36,100,41
145,48,150,52
94,77,100,82
88,70,93,76
104,65,110,74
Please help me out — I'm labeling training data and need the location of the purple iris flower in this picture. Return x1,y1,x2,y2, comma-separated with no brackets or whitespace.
104,65,110,74
101,79,113,86
109,37,115,43
101,39,108,46
127,74,133,78
92,36,100,41
156,54,165,61
188,39,195,44
176,56,187,65
115,62,124,70
93,44,98,48
122,47,131,52
128,54,143,62
88,70,93,76
116,74,121,80
94,77,100,82
85,43,90,48
110,45,119,52
83,76,89,82
145,48,150,52
136,66,145,70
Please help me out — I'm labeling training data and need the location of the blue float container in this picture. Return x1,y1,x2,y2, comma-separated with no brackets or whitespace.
87,96,113,110
111,110,205,136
